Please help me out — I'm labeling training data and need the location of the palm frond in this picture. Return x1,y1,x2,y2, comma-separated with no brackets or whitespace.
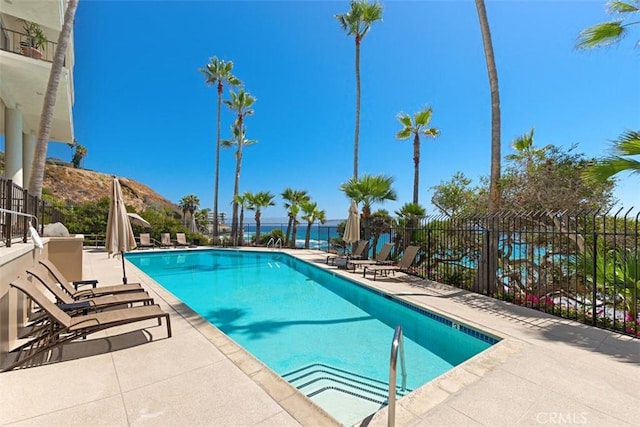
577,21,626,48
608,1,640,14
584,156,640,182
396,128,412,140
611,130,640,157
414,107,433,126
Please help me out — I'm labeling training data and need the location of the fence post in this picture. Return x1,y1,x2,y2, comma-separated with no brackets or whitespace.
5,179,13,248
591,227,598,327
22,188,28,243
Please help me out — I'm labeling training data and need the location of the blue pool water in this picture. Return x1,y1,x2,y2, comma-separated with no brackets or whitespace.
127,249,497,424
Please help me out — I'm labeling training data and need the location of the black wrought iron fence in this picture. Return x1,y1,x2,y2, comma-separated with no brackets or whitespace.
0,178,65,247
371,210,639,338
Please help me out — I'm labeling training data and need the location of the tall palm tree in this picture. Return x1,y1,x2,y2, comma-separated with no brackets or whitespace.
395,107,440,204
179,194,200,227
200,57,241,240
246,191,276,244
340,173,396,243
281,188,310,248
300,201,326,249
474,0,502,295
336,0,383,179
584,130,640,182
29,0,78,197
233,192,250,246
223,89,256,244
71,144,87,169
577,1,639,49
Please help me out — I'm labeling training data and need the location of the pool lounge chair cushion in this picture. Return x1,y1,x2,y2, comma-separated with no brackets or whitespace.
138,233,155,249
362,245,421,281
347,242,394,271
175,233,189,247
160,233,172,248
27,265,154,311
4,277,171,372
38,259,144,299
327,240,368,266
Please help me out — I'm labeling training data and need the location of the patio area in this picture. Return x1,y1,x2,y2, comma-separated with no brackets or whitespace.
0,246,638,426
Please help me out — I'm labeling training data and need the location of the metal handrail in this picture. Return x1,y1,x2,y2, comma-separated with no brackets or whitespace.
388,325,407,427
0,207,39,227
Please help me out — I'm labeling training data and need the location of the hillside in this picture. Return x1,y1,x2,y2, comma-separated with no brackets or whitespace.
44,165,180,213
1,152,179,213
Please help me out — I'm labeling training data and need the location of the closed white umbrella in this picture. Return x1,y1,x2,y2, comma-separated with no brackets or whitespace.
106,177,137,284
343,200,360,245
188,212,198,233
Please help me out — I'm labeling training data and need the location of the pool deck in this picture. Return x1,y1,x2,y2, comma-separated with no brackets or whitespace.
1,246,638,426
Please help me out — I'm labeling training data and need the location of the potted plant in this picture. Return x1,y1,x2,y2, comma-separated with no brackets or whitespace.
20,21,47,59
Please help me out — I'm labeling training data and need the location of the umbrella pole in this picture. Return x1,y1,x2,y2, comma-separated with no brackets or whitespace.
121,251,128,284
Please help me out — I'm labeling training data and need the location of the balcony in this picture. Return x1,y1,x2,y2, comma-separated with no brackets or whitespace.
0,26,58,63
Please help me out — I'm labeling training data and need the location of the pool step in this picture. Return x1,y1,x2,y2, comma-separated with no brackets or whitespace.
282,363,411,407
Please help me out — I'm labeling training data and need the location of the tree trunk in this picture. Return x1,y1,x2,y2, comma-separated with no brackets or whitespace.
353,36,361,180
285,216,293,246
255,211,261,244
305,221,312,249
291,219,298,249
213,83,222,239
413,132,420,204
29,0,78,197
231,146,242,245
474,0,501,294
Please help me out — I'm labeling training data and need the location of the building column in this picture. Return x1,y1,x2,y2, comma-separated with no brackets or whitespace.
5,108,24,187
22,133,37,190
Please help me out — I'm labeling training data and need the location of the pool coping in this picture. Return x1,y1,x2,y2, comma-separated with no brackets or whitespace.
126,247,528,426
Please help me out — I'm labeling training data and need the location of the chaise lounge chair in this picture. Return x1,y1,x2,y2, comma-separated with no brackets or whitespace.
138,233,155,249
3,277,171,372
38,259,143,299
327,240,368,266
175,233,189,247
160,233,172,248
362,245,421,281
347,242,394,272
27,265,154,312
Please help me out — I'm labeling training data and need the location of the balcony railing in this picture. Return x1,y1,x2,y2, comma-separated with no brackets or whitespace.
0,26,58,63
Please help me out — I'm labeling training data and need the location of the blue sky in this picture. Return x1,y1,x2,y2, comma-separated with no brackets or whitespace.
43,0,639,221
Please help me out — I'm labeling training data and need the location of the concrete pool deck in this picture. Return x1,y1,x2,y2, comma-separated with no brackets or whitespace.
0,246,638,426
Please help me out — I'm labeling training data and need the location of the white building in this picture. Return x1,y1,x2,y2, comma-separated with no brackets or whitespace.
0,0,75,188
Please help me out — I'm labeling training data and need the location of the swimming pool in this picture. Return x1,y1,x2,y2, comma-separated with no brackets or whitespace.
127,249,498,425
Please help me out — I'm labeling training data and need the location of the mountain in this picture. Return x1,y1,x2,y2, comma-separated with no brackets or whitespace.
0,152,179,213
43,164,179,213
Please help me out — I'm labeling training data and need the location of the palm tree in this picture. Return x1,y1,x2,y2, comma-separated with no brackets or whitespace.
300,201,327,249
340,173,396,243
577,1,639,49
29,0,78,197
281,188,310,248
246,191,276,244
474,0,502,295
368,209,393,259
584,130,640,182
336,0,383,180
395,107,440,204
395,202,426,250
179,195,200,228
71,144,87,169
223,89,256,244
233,192,250,246
200,57,241,240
